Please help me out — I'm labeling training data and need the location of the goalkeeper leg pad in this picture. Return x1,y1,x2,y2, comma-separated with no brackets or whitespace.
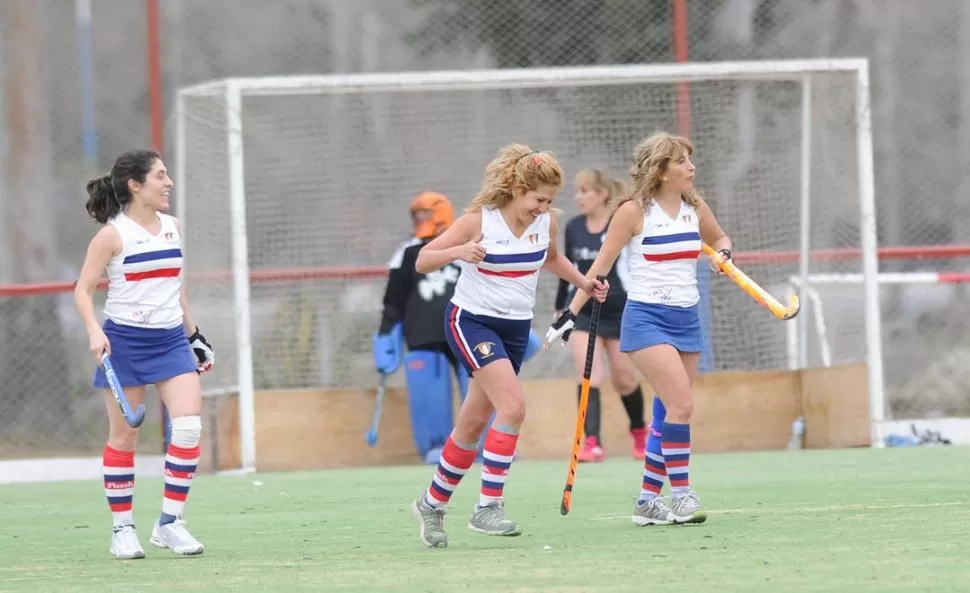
405,351,454,458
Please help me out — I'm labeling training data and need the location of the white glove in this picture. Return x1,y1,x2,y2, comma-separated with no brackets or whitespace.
545,310,577,346
188,328,215,373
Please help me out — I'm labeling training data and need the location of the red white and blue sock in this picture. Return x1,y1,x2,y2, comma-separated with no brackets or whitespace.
479,427,518,508
425,435,478,508
160,443,200,525
103,444,135,527
639,396,667,502
662,421,692,497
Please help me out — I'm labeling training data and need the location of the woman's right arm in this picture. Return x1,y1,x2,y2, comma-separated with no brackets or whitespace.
74,226,121,353
415,212,484,274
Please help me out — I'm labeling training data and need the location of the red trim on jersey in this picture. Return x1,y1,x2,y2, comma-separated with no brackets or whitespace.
124,268,181,281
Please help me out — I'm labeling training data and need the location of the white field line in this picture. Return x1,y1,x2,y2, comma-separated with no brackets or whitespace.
591,500,968,521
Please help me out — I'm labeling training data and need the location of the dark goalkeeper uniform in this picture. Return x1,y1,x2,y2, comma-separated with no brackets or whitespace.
379,238,461,365
554,215,628,338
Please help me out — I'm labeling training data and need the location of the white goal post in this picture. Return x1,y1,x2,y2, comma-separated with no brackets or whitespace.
174,58,882,471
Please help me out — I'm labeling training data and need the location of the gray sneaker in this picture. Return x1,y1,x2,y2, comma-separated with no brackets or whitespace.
670,490,707,524
412,495,448,548
110,524,145,560
632,497,674,526
468,502,521,536
150,518,205,555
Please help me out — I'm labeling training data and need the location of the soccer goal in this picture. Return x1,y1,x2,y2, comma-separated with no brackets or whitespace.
174,58,882,471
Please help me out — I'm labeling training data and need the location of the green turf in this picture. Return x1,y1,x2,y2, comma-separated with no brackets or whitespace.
1,446,968,592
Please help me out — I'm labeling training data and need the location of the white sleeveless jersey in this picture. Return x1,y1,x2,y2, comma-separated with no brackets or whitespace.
451,207,550,320
626,199,702,308
103,212,184,329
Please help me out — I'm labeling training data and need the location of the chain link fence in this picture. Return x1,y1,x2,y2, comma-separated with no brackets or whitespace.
2,0,969,458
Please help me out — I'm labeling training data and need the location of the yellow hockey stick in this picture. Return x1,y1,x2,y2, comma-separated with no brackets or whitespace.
703,244,800,320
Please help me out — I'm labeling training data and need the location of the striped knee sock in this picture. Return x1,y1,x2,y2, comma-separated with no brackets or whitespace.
662,422,692,497
639,432,666,502
425,435,478,508
103,445,135,527
639,396,667,500
479,427,519,508
160,443,200,525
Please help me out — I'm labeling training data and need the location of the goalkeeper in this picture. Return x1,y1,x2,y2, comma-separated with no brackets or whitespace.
373,192,541,464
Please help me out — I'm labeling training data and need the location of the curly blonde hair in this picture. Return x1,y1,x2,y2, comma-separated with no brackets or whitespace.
576,168,627,213
466,144,564,213
614,132,701,215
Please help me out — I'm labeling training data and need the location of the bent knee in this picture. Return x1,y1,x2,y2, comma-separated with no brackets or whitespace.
612,372,639,396
494,396,526,426
664,396,694,422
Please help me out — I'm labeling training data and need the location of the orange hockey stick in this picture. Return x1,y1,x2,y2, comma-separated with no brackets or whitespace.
703,243,800,320
560,276,605,516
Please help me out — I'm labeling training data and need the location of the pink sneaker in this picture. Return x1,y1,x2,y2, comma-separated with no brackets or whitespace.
579,436,605,463
631,427,647,459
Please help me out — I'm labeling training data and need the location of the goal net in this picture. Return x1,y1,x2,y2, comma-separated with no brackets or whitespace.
175,59,881,470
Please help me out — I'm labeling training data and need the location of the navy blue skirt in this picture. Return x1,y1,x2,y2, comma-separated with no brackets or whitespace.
93,319,197,388
619,300,703,354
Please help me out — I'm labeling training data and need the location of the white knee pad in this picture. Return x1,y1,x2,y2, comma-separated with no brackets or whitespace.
170,415,202,448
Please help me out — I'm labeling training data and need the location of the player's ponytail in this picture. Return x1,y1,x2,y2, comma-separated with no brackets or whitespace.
85,175,124,224
85,149,161,224
467,144,563,213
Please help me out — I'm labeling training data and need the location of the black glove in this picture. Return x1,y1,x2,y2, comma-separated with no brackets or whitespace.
545,310,577,345
710,248,733,275
188,328,214,373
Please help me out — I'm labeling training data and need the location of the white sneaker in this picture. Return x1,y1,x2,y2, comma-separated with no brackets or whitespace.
110,524,145,560
670,490,708,524
632,497,674,526
150,518,205,556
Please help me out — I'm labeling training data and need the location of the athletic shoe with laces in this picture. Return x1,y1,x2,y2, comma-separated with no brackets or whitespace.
632,496,674,526
412,494,448,548
468,501,521,536
670,489,707,524
110,524,145,560
150,518,205,555
579,435,605,463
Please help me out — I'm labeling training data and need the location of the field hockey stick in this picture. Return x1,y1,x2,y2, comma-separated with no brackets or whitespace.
702,243,800,320
365,372,389,447
101,352,146,428
561,275,606,516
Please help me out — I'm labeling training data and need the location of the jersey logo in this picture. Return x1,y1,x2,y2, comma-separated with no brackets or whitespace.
527,233,539,244
417,265,459,302
574,246,600,262
474,341,496,359
680,214,695,224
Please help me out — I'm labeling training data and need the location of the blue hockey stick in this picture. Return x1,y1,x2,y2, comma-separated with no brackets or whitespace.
365,372,389,447
101,352,146,428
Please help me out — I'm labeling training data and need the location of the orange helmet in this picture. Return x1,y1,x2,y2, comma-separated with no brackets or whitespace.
410,191,454,239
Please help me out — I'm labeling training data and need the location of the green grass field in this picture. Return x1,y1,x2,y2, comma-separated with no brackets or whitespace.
2,446,968,593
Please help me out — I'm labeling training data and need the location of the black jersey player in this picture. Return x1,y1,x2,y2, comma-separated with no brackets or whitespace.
554,169,647,462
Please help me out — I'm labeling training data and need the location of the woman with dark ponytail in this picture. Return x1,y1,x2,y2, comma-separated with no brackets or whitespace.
74,149,215,560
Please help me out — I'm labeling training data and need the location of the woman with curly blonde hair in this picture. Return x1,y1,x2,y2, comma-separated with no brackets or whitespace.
410,144,607,548
547,132,733,527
